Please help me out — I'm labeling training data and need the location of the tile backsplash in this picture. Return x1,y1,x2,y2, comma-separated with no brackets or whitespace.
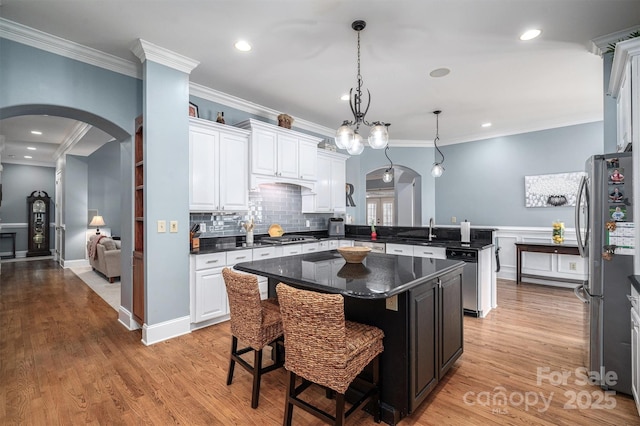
190,183,335,237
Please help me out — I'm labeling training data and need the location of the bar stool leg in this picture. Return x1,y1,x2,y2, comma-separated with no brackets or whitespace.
335,393,346,426
251,349,263,409
283,371,295,426
227,336,238,385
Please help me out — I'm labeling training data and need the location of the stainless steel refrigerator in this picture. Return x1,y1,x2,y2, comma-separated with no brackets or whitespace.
575,152,634,395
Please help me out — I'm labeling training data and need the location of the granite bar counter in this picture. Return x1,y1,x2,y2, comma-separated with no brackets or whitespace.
235,251,465,424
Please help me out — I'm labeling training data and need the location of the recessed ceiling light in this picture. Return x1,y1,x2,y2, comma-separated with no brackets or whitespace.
520,29,541,41
27,146,37,150
481,122,492,128
234,40,252,52
340,94,350,101
429,68,451,78
31,130,42,135
24,155,32,159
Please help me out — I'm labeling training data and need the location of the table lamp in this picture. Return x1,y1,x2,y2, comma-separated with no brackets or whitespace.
89,215,106,235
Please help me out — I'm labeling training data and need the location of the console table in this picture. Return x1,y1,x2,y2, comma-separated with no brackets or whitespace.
0,232,17,259
515,242,583,285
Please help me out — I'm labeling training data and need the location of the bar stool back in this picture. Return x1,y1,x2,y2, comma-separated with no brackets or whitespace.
222,268,284,409
276,283,384,425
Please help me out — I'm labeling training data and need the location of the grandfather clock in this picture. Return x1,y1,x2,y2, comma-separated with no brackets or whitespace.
27,190,51,257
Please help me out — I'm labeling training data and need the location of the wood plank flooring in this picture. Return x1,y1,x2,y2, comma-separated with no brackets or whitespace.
1,259,639,425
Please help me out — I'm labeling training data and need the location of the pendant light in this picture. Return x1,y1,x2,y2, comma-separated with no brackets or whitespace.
431,110,445,178
382,146,394,183
335,20,390,153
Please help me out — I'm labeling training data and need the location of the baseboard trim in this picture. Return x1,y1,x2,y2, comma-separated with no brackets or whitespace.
118,306,141,331
62,258,90,269
141,315,191,346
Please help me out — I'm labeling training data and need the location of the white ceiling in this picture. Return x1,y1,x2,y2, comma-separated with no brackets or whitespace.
1,0,639,167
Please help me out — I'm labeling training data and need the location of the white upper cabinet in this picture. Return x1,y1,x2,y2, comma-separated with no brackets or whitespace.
303,150,348,213
236,119,321,188
189,118,250,212
610,37,640,153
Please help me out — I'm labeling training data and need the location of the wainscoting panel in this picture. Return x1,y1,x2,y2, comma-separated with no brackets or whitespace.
495,226,586,288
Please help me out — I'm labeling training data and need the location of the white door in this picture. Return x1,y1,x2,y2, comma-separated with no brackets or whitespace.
298,141,317,180
195,268,227,322
330,158,346,212
251,129,278,176
367,197,394,226
315,154,332,212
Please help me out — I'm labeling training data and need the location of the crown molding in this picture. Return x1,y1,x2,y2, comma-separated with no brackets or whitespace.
0,18,140,79
189,83,336,138
590,25,640,56
609,37,640,97
54,122,92,160
131,39,199,74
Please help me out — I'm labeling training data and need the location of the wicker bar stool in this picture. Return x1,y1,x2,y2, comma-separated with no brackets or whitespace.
222,268,284,409
276,283,384,425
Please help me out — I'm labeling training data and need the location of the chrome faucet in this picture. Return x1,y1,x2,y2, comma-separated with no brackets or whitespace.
428,217,436,241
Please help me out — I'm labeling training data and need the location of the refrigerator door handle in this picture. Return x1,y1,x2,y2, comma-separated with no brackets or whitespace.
574,175,590,258
574,284,589,303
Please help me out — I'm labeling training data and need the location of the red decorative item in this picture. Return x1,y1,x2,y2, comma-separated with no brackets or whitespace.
371,232,377,240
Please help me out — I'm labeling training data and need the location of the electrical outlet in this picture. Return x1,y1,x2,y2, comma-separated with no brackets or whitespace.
157,220,166,233
569,262,577,271
306,220,310,228
200,222,207,232
451,216,457,223
170,221,178,233
385,295,398,311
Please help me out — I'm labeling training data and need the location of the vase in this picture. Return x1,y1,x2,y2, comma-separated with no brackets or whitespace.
371,231,377,240
246,230,254,245
552,221,565,244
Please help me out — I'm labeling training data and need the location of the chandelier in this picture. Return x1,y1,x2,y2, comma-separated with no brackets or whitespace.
431,110,445,177
335,20,390,155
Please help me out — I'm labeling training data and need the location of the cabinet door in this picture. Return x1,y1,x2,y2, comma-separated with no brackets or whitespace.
439,270,464,377
189,128,219,210
277,134,299,178
195,268,227,322
409,279,438,412
315,154,332,212
298,140,318,180
330,157,346,212
251,128,278,176
219,132,249,211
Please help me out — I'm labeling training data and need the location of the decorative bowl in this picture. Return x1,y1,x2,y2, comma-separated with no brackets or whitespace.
337,246,372,263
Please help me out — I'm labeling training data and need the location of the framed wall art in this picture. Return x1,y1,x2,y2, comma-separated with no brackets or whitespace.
188,102,199,118
524,172,586,207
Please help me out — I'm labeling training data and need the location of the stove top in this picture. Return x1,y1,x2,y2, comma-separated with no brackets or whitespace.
260,235,317,244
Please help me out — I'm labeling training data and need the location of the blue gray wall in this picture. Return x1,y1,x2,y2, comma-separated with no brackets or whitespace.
0,163,55,254
88,140,121,237
435,121,604,226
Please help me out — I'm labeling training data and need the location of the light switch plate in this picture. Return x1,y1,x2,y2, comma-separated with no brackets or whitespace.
170,221,178,233
157,220,166,233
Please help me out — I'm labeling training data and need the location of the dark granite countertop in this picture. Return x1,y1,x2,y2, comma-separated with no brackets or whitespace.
234,250,465,299
630,275,640,294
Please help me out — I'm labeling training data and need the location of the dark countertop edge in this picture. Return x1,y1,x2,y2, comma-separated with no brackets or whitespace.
191,236,493,254
630,275,640,294
234,259,466,300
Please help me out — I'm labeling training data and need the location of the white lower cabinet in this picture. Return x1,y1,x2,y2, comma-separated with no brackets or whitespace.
191,252,228,325
631,283,640,414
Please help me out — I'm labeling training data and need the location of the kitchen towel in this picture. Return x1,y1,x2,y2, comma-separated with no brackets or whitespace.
461,220,471,243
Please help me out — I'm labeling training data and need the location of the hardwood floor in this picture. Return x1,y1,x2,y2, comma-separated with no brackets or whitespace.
1,259,639,425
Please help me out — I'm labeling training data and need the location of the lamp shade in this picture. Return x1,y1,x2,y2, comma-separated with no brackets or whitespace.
89,215,106,227
431,164,444,178
346,133,365,155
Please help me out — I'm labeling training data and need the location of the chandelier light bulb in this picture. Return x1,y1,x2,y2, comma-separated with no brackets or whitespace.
368,123,389,149
346,132,365,155
335,122,355,150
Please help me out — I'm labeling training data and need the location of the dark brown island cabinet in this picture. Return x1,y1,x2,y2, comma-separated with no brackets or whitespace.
235,252,464,425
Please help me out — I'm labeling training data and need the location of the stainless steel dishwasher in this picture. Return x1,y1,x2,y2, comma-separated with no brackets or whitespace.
445,247,479,317
353,240,386,253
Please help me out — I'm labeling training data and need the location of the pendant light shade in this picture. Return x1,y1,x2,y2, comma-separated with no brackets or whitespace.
431,163,444,178
335,20,390,154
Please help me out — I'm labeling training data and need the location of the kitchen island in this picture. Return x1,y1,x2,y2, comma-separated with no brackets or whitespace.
235,250,465,425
